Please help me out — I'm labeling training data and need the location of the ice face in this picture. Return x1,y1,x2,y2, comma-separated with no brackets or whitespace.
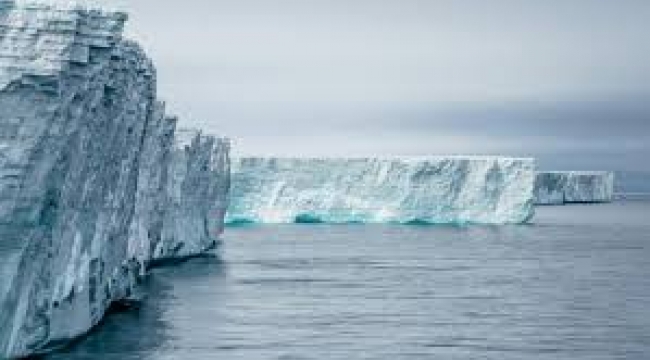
0,5,147,356
126,103,177,269
128,124,230,267
535,171,614,205
128,120,230,268
0,3,230,357
228,157,536,225
534,172,567,205
153,129,230,262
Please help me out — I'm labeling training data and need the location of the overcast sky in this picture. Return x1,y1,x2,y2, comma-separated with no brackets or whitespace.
75,0,650,170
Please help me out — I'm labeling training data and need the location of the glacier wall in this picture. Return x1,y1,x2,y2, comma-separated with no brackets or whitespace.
0,2,230,358
0,4,148,356
228,157,536,225
153,129,230,262
127,117,230,268
534,171,615,205
126,102,176,268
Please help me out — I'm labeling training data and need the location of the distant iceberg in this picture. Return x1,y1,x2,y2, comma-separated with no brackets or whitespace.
535,171,614,205
228,157,536,225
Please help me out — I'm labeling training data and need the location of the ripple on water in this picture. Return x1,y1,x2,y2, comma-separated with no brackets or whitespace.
47,201,650,360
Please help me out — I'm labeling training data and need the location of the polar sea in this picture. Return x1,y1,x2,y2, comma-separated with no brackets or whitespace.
47,200,650,360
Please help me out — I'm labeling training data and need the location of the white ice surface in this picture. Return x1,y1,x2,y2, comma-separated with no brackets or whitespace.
228,157,536,225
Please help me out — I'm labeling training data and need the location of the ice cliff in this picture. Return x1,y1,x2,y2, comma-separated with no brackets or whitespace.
228,157,536,225
128,118,230,267
535,171,615,205
153,129,230,262
0,2,229,358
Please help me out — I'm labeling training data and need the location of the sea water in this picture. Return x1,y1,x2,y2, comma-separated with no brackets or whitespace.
46,200,650,359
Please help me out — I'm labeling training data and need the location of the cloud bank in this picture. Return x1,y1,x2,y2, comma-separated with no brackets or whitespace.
51,0,650,170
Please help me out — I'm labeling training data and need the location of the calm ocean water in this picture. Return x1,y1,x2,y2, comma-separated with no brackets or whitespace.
47,200,650,360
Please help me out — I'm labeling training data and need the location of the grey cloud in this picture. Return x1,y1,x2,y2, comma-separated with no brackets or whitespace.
48,0,650,171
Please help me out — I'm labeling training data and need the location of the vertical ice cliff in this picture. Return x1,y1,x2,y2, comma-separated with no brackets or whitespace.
153,129,230,262
126,102,177,268
128,123,230,267
0,4,148,356
228,157,535,225
0,2,230,357
534,171,615,205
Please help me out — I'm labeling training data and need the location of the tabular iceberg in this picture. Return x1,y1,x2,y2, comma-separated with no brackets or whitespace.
0,2,230,357
534,171,614,205
228,157,536,225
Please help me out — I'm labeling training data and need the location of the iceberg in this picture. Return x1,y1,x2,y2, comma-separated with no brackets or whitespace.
127,112,230,268
0,2,230,357
153,129,230,262
535,171,614,205
228,157,536,225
